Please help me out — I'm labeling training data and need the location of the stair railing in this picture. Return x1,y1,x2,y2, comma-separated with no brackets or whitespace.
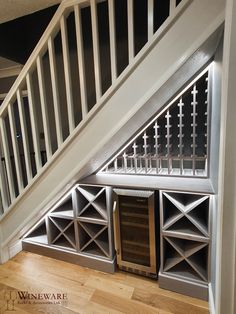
0,0,191,214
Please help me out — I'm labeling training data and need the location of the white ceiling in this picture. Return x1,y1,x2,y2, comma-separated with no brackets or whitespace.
0,56,19,69
0,0,62,24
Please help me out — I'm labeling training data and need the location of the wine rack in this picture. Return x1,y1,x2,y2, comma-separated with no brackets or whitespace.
75,185,113,259
24,219,48,245
159,190,211,300
78,222,110,258
48,217,76,250
75,185,108,221
22,184,115,272
100,71,209,177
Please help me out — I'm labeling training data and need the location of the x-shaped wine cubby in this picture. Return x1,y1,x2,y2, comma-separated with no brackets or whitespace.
159,190,211,300
22,184,115,273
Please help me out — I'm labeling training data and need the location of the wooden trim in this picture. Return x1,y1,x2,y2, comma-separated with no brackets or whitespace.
0,90,27,101
22,241,116,273
159,272,208,300
0,65,23,79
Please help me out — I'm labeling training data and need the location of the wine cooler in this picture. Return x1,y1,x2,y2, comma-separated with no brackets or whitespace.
113,189,157,277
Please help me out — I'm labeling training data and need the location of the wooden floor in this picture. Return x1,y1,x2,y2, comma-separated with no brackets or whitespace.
0,251,209,314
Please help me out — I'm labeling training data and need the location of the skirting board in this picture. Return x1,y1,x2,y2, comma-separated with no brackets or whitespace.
159,272,209,301
209,283,216,314
22,241,116,274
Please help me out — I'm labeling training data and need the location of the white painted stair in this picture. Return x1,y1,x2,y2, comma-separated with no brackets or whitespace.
0,0,225,263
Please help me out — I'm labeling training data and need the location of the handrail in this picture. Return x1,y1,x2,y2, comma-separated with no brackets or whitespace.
0,0,191,213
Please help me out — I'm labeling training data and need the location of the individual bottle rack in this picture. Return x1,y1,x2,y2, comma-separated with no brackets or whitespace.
159,190,211,300
22,184,114,270
100,70,209,177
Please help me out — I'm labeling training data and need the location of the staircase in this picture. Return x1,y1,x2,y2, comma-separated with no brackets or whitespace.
0,0,224,264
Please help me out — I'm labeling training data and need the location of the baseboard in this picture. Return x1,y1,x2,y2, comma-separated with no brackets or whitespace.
22,241,116,273
159,272,209,301
209,283,216,314
0,239,22,264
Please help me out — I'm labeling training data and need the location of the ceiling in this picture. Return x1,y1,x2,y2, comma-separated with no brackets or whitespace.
0,3,59,64
0,0,62,23
0,56,19,69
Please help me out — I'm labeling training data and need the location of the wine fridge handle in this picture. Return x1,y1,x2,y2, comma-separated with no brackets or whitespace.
113,201,119,255
113,200,117,213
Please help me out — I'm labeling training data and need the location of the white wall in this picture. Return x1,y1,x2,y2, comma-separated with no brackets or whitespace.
208,38,223,311
217,0,236,313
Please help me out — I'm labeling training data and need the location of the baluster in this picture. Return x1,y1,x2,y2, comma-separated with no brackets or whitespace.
60,14,75,134
178,98,184,175
0,138,10,211
204,74,209,175
37,56,52,160
114,158,118,172
132,141,138,173
127,0,134,61
165,110,172,174
154,120,160,173
169,0,176,17
8,103,24,192
108,0,117,83
26,73,42,172
191,84,198,176
90,0,102,100
123,151,128,173
48,36,63,146
143,132,149,173
0,117,15,202
74,5,88,119
148,0,154,40
17,89,32,182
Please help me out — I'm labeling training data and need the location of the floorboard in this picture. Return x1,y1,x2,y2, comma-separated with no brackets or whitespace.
0,251,209,314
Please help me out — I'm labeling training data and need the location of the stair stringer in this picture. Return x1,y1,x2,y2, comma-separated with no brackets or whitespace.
0,0,225,263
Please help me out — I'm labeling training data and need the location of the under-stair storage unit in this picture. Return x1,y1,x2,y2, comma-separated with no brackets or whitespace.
22,184,115,273
159,191,211,300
